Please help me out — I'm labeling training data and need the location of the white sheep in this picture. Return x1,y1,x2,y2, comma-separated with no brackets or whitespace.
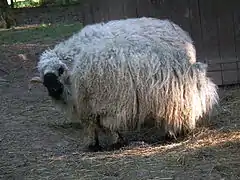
29,17,219,151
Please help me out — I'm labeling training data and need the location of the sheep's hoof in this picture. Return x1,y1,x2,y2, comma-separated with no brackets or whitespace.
107,140,128,151
163,132,180,144
87,144,103,152
108,142,124,151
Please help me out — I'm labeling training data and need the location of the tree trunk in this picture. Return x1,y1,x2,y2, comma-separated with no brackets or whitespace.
0,0,16,29
10,0,14,8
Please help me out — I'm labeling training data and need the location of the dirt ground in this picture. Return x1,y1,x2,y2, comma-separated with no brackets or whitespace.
0,26,240,180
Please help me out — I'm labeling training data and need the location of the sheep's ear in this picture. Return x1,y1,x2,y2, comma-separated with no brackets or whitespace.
64,76,71,85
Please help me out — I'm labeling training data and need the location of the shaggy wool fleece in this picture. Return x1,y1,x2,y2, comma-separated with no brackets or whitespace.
69,18,218,136
36,17,218,140
37,17,196,78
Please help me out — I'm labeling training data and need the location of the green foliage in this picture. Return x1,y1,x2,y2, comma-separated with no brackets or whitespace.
0,22,83,44
14,0,42,8
12,0,84,8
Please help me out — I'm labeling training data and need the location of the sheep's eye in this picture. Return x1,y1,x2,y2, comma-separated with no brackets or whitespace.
58,67,64,76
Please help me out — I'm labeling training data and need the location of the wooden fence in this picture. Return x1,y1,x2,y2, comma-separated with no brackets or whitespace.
81,0,240,86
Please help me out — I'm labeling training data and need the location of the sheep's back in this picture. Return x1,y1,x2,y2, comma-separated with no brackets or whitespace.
53,17,195,71
70,31,193,129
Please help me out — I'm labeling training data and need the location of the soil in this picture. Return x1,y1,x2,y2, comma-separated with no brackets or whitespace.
0,42,239,180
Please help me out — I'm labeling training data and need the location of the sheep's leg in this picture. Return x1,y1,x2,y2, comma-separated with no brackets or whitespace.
96,115,128,151
87,127,103,152
163,129,186,143
163,132,176,143
107,131,128,151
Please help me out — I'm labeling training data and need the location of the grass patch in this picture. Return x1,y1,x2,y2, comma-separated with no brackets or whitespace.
0,23,83,45
13,0,42,8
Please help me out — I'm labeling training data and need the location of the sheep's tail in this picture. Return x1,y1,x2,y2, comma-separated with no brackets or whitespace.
188,62,219,125
154,62,219,136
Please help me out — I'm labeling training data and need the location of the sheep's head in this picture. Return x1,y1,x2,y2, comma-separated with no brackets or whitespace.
42,67,65,100
29,51,72,104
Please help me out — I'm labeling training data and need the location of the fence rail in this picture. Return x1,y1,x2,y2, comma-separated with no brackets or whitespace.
81,0,240,86
208,61,240,86
11,0,240,86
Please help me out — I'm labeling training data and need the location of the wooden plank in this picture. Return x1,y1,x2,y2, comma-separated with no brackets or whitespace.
216,0,240,86
164,0,192,36
222,62,238,71
198,0,220,64
216,0,237,63
222,70,239,85
208,71,223,86
136,0,152,17
188,0,203,62
208,63,221,72
233,1,240,61
146,0,162,18
123,0,138,19
108,1,125,20
149,0,190,34
137,0,192,35
97,0,111,22
92,4,101,23
90,0,113,23
137,0,169,19
81,3,94,25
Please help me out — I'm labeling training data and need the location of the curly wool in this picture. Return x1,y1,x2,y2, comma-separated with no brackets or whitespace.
70,23,218,136
37,17,196,78
36,17,199,128
35,17,218,139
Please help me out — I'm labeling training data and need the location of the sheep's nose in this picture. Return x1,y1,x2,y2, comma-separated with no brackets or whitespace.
43,73,63,100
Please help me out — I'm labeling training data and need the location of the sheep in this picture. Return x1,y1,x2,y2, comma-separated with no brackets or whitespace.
30,17,196,114
29,17,219,151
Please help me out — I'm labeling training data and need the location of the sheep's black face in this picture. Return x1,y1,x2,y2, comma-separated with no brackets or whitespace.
43,73,63,100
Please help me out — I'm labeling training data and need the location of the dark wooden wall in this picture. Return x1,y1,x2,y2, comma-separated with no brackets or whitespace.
82,0,240,86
